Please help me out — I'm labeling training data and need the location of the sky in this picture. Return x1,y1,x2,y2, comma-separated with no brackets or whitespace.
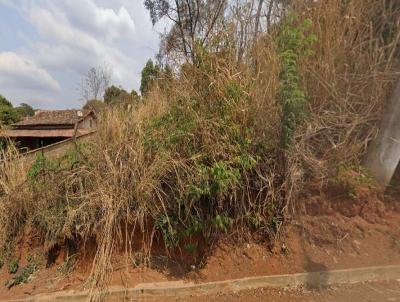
0,0,165,109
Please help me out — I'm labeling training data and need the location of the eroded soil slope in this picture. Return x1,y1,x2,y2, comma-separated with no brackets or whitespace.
0,187,399,301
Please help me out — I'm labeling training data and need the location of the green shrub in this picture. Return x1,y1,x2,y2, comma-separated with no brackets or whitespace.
212,214,233,234
14,261,37,285
8,259,18,274
5,256,38,288
27,152,58,180
277,14,317,148
334,163,375,198
155,214,180,247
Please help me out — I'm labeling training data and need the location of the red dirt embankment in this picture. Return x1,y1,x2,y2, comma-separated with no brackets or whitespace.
0,185,399,301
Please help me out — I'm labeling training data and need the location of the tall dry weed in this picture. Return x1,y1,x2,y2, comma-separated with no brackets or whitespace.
284,0,400,200
0,1,398,300
0,144,30,252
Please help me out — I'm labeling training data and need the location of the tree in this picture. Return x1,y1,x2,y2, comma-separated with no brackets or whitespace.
0,95,19,126
0,107,20,125
0,94,12,108
144,0,227,64
0,95,15,125
0,95,36,126
15,103,34,117
79,65,112,101
230,0,255,63
145,0,286,66
131,89,139,99
103,85,131,104
140,59,159,96
104,85,124,104
254,0,264,38
83,99,107,112
130,89,141,103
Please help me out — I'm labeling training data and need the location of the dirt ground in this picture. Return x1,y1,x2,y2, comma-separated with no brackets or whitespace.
0,185,399,301
161,280,400,302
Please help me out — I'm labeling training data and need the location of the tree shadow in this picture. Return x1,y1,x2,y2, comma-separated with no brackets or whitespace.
303,253,330,290
298,221,330,290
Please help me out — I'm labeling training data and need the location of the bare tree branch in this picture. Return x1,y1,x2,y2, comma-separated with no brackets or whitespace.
79,64,112,101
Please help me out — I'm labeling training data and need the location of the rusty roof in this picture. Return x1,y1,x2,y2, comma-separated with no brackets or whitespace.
13,109,93,127
0,129,95,138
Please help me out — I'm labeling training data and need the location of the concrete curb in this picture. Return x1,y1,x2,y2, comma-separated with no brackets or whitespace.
8,264,400,301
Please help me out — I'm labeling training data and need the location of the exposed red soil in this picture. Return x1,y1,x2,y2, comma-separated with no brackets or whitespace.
0,185,399,301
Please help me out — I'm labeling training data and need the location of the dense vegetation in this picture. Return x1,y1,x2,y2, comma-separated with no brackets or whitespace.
0,95,34,126
0,0,399,300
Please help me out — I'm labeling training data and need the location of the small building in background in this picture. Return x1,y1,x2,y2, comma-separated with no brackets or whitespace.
0,109,97,151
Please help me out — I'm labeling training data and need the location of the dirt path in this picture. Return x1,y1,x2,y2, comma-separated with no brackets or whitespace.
160,280,400,302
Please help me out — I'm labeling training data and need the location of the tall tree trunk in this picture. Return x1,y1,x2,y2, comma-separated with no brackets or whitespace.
254,0,264,39
266,0,275,31
175,0,190,61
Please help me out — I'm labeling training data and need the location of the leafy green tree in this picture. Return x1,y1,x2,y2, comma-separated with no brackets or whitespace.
0,107,20,125
15,103,35,117
104,85,129,104
0,95,19,125
140,59,159,96
0,95,35,126
0,95,12,108
164,64,173,78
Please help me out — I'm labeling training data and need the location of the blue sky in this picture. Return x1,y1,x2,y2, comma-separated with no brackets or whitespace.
0,0,164,109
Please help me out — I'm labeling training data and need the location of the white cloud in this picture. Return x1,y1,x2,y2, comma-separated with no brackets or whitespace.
28,1,135,44
24,1,142,87
0,0,163,109
56,1,136,42
0,51,60,92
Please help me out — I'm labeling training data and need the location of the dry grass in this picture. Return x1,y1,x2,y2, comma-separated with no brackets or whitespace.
0,0,399,300
295,0,400,177
0,144,30,253
281,0,400,211
80,55,284,297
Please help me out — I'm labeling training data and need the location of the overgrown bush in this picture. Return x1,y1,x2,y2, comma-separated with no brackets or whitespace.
292,0,400,179
0,0,398,299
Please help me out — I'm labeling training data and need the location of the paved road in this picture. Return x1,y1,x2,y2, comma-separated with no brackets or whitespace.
160,280,400,302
